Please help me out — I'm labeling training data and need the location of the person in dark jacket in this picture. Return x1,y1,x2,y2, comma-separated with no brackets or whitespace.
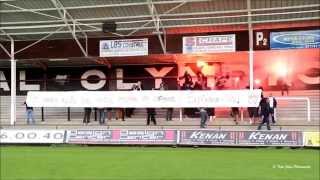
199,107,209,128
83,107,92,124
146,108,157,125
257,97,271,130
231,107,240,125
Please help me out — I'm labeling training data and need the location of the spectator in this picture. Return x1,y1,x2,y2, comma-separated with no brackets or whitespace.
199,107,209,128
215,74,229,90
231,107,239,125
247,106,259,125
278,77,289,96
179,71,193,90
208,108,216,121
126,81,143,117
146,108,157,125
268,93,277,124
246,86,259,124
159,81,173,121
97,107,106,125
24,101,35,125
196,71,207,90
116,108,125,121
83,107,91,124
106,108,113,121
257,96,271,130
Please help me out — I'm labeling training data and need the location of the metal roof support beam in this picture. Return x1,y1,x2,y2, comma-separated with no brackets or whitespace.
2,3,318,25
2,16,319,37
0,29,13,57
3,3,61,20
3,2,88,55
14,26,65,55
50,0,88,57
3,8,320,31
0,43,11,57
0,0,211,13
147,0,172,54
126,1,186,36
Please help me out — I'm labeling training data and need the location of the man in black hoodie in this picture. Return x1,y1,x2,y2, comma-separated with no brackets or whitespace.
257,96,271,130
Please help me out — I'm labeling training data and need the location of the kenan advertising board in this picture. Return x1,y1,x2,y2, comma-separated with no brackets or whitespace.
179,130,237,145
237,131,303,146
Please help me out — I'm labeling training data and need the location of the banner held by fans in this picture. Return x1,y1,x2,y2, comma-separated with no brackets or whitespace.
26,90,262,108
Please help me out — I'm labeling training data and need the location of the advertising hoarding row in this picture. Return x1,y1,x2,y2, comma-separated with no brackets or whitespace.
67,129,177,145
2,129,315,147
98,29,319,57
179,130,304,146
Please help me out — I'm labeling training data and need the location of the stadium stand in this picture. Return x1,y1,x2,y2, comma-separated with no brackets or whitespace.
1,90,319,130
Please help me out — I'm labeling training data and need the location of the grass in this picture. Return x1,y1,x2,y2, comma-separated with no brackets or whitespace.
0,146,319,180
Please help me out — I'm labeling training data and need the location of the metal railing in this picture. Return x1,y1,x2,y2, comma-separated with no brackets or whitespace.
274,96,311,122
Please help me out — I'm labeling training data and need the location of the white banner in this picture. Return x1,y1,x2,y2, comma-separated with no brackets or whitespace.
26,90,261,108
183,34,236,54
0,129,65,144
100,38,148,57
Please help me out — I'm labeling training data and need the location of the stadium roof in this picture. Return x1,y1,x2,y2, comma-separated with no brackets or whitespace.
1,0,319,41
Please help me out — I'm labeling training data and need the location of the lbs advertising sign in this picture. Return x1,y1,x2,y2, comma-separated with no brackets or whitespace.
237,131,303,146
270,29,320,49
100,38,148,57
67,130,177,144
183,34,236,54
179,130,237,145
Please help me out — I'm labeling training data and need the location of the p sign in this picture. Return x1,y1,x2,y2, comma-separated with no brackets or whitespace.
254,31,269,50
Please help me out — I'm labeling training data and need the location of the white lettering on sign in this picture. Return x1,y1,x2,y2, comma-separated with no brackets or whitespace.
0,71,10,91
81,69,106,90
19,71,40,91
256,32,267,46
145,67,174,88
116,68,136,90
248,132,288,140
190,131,227,140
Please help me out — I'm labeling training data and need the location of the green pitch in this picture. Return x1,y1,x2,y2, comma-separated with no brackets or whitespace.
1,146,319,180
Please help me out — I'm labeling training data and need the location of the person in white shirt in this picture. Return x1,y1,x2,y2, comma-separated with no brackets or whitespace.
268,93,277,124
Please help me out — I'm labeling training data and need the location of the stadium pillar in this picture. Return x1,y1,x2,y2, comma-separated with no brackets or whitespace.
247,0,254,90
10,39,16,125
